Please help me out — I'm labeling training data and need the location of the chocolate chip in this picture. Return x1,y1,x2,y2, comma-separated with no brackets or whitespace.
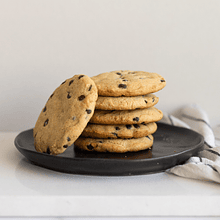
72,116,76,120
116,72,122,75
78,95,85,101
133,117,139,122
115,127,120,130
88,85,92,91
63,145,68,148
122,79,128,82
86,109,92,114
161,79,165,82
78,75,84,79
112,132,118,137
126,125,132,129
141,122,146,125
61,80,66,85
44,119,49,126
50,93,54,99
67,137,71,141
43,106,46,112
133,124,140,128
69,79,74,86
87,144,94,150
67,93,71,99
152,98,155,102
118,84,127,89
145,100,148,104
46,147,50,154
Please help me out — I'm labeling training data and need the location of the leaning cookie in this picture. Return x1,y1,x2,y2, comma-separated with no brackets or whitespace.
75,135,154,153
95,94,159,110
90,107,163,125
92,70,166,97
81,122,157,139
33,74,98,155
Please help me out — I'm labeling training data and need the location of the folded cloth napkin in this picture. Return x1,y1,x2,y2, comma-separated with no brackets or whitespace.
160,104,220,183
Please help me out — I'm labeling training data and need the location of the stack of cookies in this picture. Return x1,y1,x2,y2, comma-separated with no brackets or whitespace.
74,70,166,153
33,70,166,155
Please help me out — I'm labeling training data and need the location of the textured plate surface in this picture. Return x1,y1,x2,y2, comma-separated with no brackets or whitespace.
14,123,204,176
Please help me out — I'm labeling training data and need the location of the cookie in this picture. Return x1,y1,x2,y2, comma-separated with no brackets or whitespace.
90,106,163,125
81,122,157,139
33,74,98,155
92,70,166,97
95,93,159,110
75,135,154,153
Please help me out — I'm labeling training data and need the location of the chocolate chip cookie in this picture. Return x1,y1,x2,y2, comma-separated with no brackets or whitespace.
33,74,98,155
90,107,163,125
92,70,166,97
95,93,159,110
81,122,157,139
75,135,154,153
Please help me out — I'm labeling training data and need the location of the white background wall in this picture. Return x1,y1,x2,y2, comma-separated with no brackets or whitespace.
0,0,220,132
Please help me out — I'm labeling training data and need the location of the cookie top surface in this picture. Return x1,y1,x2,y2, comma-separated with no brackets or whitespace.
81,122,157,139
96,93,159,110
92,70,166,97
90,107,163,125
75,135,153,153
33,74,98,155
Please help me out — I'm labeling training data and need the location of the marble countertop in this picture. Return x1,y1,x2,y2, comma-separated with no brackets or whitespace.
1,131,220,218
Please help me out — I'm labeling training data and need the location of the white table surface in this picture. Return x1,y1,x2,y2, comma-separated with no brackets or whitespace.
1,131,220,218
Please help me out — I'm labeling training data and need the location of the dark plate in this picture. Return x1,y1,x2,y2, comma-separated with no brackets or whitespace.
14,123,204,176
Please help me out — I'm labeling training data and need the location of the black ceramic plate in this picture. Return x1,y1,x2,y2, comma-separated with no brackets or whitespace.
14,123,204,176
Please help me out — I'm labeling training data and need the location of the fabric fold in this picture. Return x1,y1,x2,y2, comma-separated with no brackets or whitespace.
160,104,220,184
